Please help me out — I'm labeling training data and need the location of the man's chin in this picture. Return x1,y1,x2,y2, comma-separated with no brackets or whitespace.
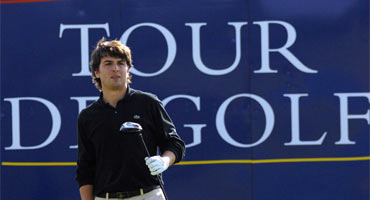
108,84,126,91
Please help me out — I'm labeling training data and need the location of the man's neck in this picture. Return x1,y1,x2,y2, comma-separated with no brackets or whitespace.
101,85,127,108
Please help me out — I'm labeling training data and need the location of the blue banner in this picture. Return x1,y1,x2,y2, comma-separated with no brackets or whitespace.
1,0,369,199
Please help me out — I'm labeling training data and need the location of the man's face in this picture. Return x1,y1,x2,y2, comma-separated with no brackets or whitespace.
95,56,129,91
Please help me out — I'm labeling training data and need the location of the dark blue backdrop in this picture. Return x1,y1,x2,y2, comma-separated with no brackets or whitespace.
1,0,369,199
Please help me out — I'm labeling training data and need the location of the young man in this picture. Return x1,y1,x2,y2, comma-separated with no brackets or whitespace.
76,38,185,200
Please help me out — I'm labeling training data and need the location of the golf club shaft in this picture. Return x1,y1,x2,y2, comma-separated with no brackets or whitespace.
138,133,169,200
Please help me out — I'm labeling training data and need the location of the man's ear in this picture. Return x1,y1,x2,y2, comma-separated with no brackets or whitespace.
95,70,100,78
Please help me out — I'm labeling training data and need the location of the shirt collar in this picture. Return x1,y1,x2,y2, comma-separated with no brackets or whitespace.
97,85,134,106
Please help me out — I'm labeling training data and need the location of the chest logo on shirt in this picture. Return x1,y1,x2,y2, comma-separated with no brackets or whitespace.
133,115,141,119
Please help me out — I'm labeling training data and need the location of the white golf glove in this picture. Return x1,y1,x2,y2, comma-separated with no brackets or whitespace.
145,156,170,175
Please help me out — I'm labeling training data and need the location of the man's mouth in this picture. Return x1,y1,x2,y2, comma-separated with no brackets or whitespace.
111,75,121,79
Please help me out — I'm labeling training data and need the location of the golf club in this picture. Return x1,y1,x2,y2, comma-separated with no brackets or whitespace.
119,121,168,200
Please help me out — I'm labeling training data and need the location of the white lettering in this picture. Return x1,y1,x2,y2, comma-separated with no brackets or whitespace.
4,97,61,150
120,23,176,77
284,94,327,146
162,95,205,147
334,93,370,145
253,21,317,74
185,22,247,75
59,23,110,76
216,93,274,147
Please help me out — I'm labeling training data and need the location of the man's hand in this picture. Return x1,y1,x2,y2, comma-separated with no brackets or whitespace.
79,185,94,200
145,156,170,175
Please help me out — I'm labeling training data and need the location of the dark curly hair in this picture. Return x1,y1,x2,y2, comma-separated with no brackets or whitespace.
90,37,133,90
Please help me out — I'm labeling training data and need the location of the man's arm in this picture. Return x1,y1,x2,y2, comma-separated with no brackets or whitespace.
79,185,94,200
162,150,176,166
151,97,186,163
76,114,96,200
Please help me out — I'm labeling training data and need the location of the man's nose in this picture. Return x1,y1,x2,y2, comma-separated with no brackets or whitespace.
112,64,119,71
